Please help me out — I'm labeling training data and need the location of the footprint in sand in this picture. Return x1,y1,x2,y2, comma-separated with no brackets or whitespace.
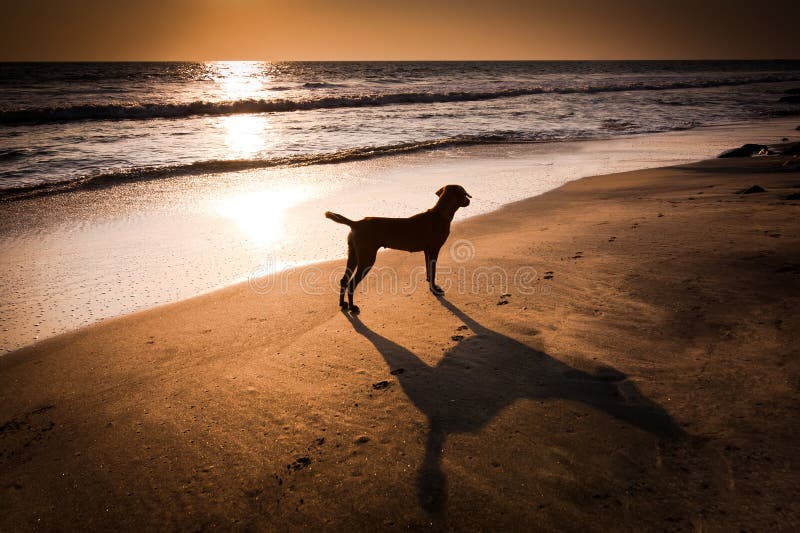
288,457,311,471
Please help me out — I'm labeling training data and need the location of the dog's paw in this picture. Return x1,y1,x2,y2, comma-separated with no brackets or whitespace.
348,304,361,315
429,284,445,296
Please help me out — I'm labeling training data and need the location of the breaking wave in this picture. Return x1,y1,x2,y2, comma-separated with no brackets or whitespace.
3,74,799,125
0,135,525,201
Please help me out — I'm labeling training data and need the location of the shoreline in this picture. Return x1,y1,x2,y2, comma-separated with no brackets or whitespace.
2,147,798,529
0,112,800,203
2,116,796,203
1,116,799,355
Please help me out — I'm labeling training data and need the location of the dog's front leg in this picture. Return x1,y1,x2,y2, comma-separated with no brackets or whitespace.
428,248,444,296
424,250,431,282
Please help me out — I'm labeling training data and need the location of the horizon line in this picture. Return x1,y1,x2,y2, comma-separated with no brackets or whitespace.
2,58,800,63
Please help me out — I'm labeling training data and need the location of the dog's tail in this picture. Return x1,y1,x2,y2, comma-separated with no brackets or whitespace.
324,211,356,227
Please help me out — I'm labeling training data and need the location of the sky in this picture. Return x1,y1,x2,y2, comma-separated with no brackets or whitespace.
2,0,799,61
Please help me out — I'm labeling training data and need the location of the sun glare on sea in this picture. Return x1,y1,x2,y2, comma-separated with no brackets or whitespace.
206,62,276,157
214,186,313,248
209,61,266,100
220,115,271,156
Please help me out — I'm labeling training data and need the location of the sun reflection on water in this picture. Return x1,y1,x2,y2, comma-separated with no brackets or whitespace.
208,61,266,100
214,186,313,248
220,115,270,156
205,62,277,158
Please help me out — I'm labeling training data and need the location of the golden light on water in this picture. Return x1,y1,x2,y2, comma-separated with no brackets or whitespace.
213,186,313,247
206,62,277,157
221,115,270,155
210,61,265,100
208,61,309,248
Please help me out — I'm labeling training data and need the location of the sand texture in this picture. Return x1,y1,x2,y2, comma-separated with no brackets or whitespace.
2,154,799,530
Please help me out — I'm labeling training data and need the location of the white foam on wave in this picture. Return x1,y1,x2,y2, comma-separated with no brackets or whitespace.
3,73,799,125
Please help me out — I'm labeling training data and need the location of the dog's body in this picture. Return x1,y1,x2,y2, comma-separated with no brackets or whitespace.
325,185,471,313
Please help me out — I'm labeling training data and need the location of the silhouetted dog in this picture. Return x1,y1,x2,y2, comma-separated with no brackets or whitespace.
325,185,471,313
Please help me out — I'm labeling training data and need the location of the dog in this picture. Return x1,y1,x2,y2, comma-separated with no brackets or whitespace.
325,184,471,313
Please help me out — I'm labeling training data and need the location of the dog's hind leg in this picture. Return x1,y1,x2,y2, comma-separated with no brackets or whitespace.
339,238,357,310
347,249,377,314
427,247,445,296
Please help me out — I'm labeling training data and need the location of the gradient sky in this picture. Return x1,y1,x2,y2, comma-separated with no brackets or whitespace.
2,0,799,61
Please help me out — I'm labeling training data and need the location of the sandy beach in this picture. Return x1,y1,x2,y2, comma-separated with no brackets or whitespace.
2,140,799,529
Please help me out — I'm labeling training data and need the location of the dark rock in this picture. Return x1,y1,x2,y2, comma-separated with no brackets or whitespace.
779,95,800,104
496,300,509,306
784,192,800,201
780,143,800,155
355,435,370,444
372,380,390,390
451,335,464,341
389,368,405,375
718,144,768,158
782,137,789,142
737,185,766,194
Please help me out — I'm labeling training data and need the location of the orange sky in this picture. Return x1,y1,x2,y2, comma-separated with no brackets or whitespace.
2,0,799,61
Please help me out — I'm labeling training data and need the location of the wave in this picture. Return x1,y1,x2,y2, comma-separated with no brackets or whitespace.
0,147,51,161
3,74,799,125
302,81,343,88
0,149,28,161
0,135,525,201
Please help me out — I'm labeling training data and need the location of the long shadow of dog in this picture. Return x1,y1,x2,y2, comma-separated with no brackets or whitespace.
346,297,684,513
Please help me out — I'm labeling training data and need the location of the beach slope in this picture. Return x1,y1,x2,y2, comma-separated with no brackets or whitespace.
2,154,799,530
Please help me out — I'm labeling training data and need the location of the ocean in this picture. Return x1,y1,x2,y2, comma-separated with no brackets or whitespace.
1,60,799,196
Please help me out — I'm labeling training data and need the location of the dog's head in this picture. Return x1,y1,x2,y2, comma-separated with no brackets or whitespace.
435,185,471,207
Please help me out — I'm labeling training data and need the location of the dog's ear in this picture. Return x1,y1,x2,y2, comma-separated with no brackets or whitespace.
435,187,445,197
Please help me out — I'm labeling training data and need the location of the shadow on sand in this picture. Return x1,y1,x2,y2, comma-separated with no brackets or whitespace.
346,297,684,514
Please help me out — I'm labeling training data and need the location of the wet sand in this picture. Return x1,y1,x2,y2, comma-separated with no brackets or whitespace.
1,146,799,529
1,117,798,354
